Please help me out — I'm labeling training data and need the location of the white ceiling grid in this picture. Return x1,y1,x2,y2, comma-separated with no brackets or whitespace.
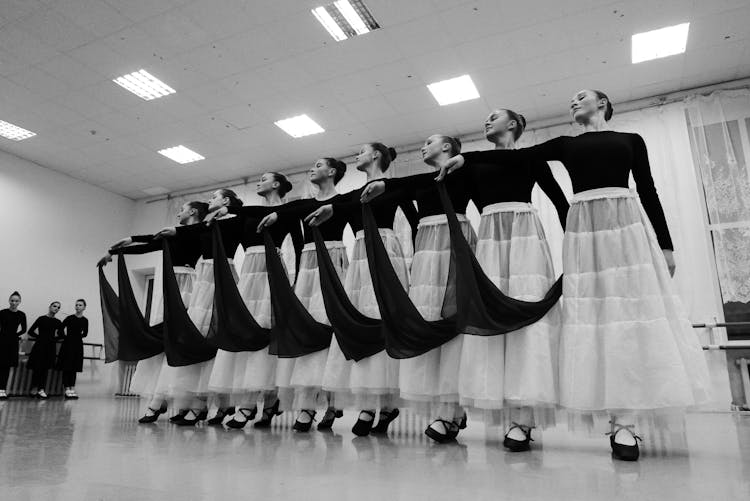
0,0,747,199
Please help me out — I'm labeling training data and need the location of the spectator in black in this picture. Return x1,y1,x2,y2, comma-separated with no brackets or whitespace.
0,291,27,399
27,301,63,399
56,299,88,399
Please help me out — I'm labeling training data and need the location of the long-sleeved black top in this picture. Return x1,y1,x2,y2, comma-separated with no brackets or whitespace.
330,183,420,235
174,216,243,260
382,167,473,218
59,315,88,341
113,229,202,268
0,309,27,339
463,131,673,249
28,315,63,343
227,204,304,250
276,195,350,243
462,154,569,229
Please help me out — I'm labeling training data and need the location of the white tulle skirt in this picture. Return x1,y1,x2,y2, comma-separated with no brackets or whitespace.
559,188,711,432
399,215,477,415
458,203,561,428
130,267,194,397
322,229,408,409
162,258,228,397
277,242,348,411
207,248,277,395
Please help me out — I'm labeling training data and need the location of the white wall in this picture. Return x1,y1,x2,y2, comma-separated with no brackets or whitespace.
0,149,135,346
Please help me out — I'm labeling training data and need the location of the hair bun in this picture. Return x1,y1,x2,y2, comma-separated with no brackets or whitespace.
454,137,462,149
518,114,527,129
387,147,397,161
11,291,19,296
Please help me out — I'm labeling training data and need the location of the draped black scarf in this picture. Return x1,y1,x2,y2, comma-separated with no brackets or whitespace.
206,224,270,352
363,181,563,359
312,226,384,361
162,240,217,366
98,265,120,363
263,231,333,357
115,255,164,362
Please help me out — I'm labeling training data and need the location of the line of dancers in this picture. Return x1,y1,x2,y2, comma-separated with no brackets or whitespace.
99,89,710,462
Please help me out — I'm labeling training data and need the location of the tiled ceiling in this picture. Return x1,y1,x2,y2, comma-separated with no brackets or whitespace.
0,0,748,199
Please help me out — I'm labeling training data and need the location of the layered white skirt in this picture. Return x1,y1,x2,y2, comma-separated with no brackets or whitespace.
399,215,477,413
559,188,710,429
322,229,409,409
458,202,561,427
129,266,194,397
159,258,227,397
276,241,348,410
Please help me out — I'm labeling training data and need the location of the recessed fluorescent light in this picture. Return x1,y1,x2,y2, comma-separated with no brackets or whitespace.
0,120,36,141
275,114,325,138
427,75,480,106
632,22,690,63
312,0,380,41
113,69,176,100
158,145,204,164
142,186,170,196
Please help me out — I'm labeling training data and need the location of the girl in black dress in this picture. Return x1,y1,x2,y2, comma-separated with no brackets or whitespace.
27,301,63,399
0,291,27,399
56,299,88,399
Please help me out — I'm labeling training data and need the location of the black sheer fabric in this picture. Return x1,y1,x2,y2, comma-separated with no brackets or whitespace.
437,183,563,335
263,231,333,357
362,202,457,359
116,255,164,362
312,227,383,361
206,224,270,352
98,265,120,363
162,240,217,366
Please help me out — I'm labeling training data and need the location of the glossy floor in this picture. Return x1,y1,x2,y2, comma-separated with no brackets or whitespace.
1,388,748,500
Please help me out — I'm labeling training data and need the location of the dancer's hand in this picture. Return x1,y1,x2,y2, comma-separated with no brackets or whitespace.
360,181,385,203
663,249,676,277
154,227,176,239
97,253,113,268
257,212,278,233
435,154,465,181
110,237,132,249
204,207,227,225
304,205,333,227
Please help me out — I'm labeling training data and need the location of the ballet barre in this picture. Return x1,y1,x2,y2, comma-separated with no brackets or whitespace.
692,321,750,350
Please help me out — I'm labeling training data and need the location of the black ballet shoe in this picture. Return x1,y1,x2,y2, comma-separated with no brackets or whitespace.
254,399,283,429
352,410,376,437
424,419,460,444
207,406,235,426
174,409,203,427
607,423,642,462
503,422,535,452
293,409,316,432
456,411,467,430
371,408,400,434
138,403,168,424
197,408,208,421
317,408,343,430
225,408,257,429
169,409,188,423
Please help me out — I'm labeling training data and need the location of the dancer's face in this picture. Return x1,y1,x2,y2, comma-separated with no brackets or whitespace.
421,135,446,164
177,203,194,224
570,89,604,124
256,173,278,196
309,159,334,185
484,110,513,142
355,144,375,171
9,295,20,309
207,190,228,211
49,302,60,315
74,301,86,314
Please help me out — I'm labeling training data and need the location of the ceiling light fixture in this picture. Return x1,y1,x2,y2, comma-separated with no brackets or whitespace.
113,69,176,100
312,0,380,41
0,120,36,141
632,22,690,63
275,114,325,138
158,145,204,164
427,75,480,106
